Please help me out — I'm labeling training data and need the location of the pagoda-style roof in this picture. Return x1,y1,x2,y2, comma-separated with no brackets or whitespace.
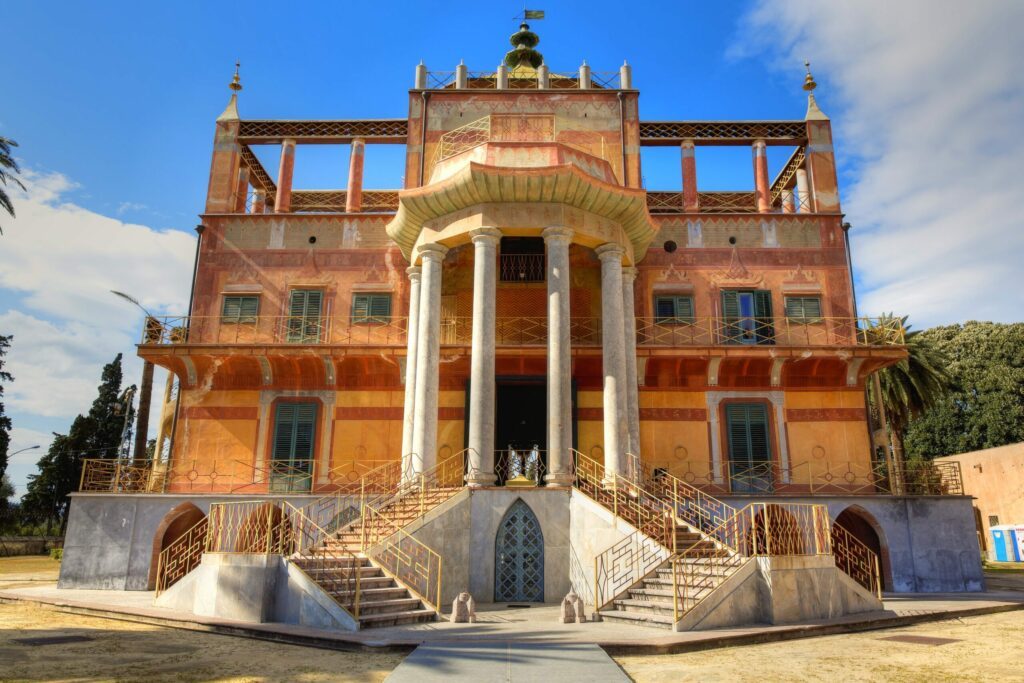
385,157,657,261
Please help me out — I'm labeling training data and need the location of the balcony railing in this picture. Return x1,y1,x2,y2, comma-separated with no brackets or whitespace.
642,459,963,497
499,253,546,282
141,315,904,348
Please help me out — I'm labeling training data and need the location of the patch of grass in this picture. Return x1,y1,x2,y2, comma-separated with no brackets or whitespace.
0,555,61,576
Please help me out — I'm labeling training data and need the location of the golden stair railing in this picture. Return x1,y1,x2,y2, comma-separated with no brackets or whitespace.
831,522,883,599
154,515,209,596
359,503,443,614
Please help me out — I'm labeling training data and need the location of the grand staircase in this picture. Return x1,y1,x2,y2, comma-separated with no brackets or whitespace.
573,451,748,629
290,553,438,628
284,453,466,629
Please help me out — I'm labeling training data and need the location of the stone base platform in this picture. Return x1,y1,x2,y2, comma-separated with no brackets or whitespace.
2,585,1022,654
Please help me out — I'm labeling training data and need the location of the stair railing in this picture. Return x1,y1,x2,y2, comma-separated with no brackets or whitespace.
670,501,832,622
154,515,209,596
280,501,364,620
831,522,883,599
360,503,443,614
627,453,737,539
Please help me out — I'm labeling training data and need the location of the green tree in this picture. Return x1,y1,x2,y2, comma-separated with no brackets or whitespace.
868,315,955,465
903,322,1024,458
0,137,25,234
21,355,132,531
0,335,12,482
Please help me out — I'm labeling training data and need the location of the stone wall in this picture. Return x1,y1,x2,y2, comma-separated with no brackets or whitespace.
58,493,328,590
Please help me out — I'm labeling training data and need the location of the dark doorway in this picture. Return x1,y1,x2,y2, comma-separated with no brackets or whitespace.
495,378,547,485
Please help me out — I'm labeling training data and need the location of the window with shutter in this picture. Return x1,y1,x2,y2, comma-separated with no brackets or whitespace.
221,296,259,323
721,290,775,345
286,290,323,343
725,403,773,493
270,402,317,492
654,295,695,324
351,293,392,323
784,296,822,322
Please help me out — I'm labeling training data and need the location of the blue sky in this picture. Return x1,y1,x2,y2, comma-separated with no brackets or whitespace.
2,0,1022,496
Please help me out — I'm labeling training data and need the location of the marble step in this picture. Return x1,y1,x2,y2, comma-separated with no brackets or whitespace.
358,608,437,628
598,608,675,629
351,597,424,616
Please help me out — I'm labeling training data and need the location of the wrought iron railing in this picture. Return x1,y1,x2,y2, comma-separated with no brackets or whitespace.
499,253,545,282
630,454,736,539
80,457,398,495
593,530,670,612
360,504,443,613
831,522,882,598
138,315,904,349
205,500,293,554
155,515,209,595
642,458,963,497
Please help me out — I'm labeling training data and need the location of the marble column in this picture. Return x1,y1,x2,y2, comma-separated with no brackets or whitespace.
275,138,296,213
782,189,796,214
411,243,448,476
400,266,422,481
796,168,811,213
680,139,699,212
466,227,501,486
345,138,365,213
752,139,771,213
596,243,629,482
621,266,641,472
544,226,574,486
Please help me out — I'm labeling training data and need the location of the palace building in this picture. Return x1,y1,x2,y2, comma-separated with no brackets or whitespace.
60,26,982,631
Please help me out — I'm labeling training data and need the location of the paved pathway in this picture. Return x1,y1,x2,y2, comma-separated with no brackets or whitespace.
385,642,630,682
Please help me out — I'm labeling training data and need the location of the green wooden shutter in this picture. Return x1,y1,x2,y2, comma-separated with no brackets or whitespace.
271,403,317,462
239,296,259,322
753,290,774,344
726,404,752,464
725,403,771,465
655,296,676,322
368,294,391,320
222,296,241,321
785,296,821,321
721,291,741,342
287,290,323,342
351,294,370,321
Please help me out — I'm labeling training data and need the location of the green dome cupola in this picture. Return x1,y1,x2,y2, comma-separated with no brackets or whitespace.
505,22,543,69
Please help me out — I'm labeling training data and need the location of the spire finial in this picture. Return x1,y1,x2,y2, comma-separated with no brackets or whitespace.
229,60,243,92
802,60,828,121
802,60,816,92
505,21,543,70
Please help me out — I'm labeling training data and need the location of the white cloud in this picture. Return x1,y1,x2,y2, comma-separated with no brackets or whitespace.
0,170,195,493
0,169,195,324
116,201,148,215
736,0,1024,326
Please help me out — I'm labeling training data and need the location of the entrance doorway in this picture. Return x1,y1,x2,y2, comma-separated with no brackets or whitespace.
494,379,547,485
494,499,545,602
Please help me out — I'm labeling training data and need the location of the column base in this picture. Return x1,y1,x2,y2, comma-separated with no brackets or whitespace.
544,472,574,486
465,473,496,487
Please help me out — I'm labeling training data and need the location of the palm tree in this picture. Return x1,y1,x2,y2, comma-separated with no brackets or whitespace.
867,314,954,476
0,136,26,235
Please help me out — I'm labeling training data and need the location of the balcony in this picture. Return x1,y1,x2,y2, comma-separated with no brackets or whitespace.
141,315,904,348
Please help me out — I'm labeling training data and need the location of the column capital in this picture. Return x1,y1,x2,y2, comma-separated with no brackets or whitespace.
406,265,422,280
542,225,574,243
752,138,767,152
469,226,502,244
281,137,297,149
416,242,449,263
680,138,696,151
595,242,625,262
622,266,638,281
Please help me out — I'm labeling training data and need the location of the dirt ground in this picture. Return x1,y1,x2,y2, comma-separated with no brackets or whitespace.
0,602,405,683
615,610,1024,683
0,555,61,590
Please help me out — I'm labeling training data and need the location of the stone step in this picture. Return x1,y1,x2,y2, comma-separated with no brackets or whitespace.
612,598,678,616
598,608,675,629
295,565,384,579
358,608,437,628
330,586,409,602
319,575,395,591
351,597,424,616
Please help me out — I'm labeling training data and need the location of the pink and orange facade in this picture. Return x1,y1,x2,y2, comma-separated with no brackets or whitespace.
129,58,915,499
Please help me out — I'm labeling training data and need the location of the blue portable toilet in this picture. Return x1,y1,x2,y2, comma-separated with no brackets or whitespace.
990,525,1020,562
